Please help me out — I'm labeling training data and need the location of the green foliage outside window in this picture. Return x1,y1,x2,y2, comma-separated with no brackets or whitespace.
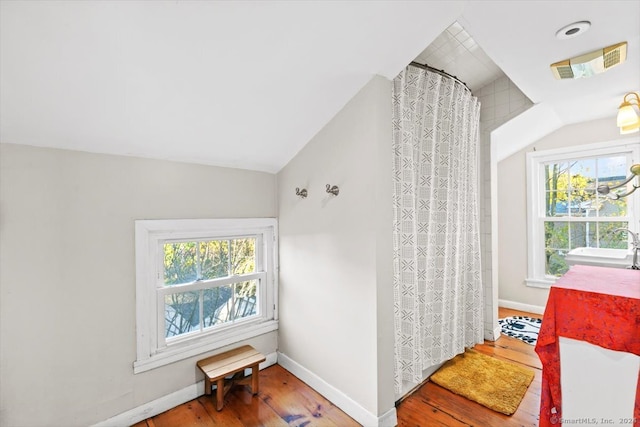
162,238,257,338
543,157,629,276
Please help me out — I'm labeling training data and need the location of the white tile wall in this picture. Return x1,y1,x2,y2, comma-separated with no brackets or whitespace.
415,21,533,340
413,22,503,92
476,74,533,339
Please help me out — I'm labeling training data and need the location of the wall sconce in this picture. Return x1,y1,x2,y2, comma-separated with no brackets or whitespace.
295,187,308,198
597,164,640,199
325,184,339,196
617,92,640,134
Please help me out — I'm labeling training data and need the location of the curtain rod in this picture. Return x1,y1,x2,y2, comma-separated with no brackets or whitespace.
409,62,471,93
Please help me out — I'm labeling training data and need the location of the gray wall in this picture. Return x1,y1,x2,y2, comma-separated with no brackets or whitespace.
497,117,630,308
0,144,278,426
1,72,498,425
277,75,395,417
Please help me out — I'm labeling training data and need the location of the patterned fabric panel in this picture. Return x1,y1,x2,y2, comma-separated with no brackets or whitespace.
392,65,483,395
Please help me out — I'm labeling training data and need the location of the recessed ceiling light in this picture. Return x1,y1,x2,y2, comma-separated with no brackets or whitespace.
555,21,591,40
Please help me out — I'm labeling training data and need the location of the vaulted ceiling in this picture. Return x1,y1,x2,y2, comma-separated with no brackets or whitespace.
1,1,638,172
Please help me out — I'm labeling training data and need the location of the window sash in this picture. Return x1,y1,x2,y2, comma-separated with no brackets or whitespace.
157,272,267,348
158,271,265,293
160,234,261,286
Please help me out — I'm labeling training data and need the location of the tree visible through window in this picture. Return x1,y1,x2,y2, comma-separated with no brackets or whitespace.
543,156,628,276
134,218,278,373
163,238,258,339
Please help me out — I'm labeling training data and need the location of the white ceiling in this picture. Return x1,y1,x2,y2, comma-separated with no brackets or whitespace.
1,1,638,173
413,21,505,93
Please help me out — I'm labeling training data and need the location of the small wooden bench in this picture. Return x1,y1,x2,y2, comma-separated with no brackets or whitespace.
196,345,266,411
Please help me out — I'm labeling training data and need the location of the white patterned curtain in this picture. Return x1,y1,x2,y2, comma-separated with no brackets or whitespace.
392,65,484,394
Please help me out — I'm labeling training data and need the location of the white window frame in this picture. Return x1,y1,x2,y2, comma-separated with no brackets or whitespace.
134,218,278,373
526,139,640,288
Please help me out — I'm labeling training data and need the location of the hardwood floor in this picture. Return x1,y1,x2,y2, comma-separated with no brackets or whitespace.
397,307,542,427
132,364,360,427
134,308,542,427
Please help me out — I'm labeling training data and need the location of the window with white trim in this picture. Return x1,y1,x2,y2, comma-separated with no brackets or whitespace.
526,140,639,287
134,218,278,373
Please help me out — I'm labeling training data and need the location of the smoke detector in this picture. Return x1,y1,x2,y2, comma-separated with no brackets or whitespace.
550,42,627,79
555,21,591,40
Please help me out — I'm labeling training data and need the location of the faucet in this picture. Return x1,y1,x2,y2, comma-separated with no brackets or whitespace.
613,228,640,270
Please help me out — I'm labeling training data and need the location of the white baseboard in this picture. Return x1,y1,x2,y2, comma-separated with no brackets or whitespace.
92,352,278,427
498,299,545,315
484,326,500,341
378,406,398,427
277,352,397,427
493,324,502,341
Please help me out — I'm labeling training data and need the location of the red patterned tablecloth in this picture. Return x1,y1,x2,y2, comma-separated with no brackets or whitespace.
535,265,640,427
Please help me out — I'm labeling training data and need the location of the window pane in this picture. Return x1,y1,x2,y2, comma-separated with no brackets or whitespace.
569,222,586,249
545,162,568,192
568,159,596,219
164,242,198,285
598,222,630,249
203,285,234,328
230,238,256,275
545,249,569,277
545,162,568,216
234,280,258,319
165,291,199,338
545,221,569,276
545,221,569,249
202,280,258,330
561,222,630,249
568,222,601,249
596,156,628,217
164,239,233,285
598,198,627,217
546,191,570,217
597,156,628,186
567,200,593,218
200,240,229,280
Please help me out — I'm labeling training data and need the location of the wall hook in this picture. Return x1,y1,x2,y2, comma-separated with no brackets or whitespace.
325,184,339,196
295,187,308,198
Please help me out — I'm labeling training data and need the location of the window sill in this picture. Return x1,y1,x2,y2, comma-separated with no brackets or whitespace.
525,277,557,289
133,320,278,374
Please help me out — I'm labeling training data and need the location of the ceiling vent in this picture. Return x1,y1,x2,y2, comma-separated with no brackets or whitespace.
550,42,627,79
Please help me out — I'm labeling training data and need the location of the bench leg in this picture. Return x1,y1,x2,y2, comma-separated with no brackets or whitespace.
204,377,212,395
251,364,259,395
216,378,225,411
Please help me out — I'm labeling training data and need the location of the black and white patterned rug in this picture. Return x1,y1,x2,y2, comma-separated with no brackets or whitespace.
498,316,542,345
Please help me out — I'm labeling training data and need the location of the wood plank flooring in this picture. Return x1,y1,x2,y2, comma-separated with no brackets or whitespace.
397,308,543,427
133,364,360,427
134,308,542,427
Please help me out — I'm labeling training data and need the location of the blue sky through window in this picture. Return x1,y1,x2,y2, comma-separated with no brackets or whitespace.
565,156,627,179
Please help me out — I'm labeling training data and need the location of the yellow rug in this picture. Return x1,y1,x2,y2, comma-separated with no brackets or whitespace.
429,349,534,415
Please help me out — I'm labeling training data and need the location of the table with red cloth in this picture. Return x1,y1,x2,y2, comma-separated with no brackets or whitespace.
535,265,640,427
